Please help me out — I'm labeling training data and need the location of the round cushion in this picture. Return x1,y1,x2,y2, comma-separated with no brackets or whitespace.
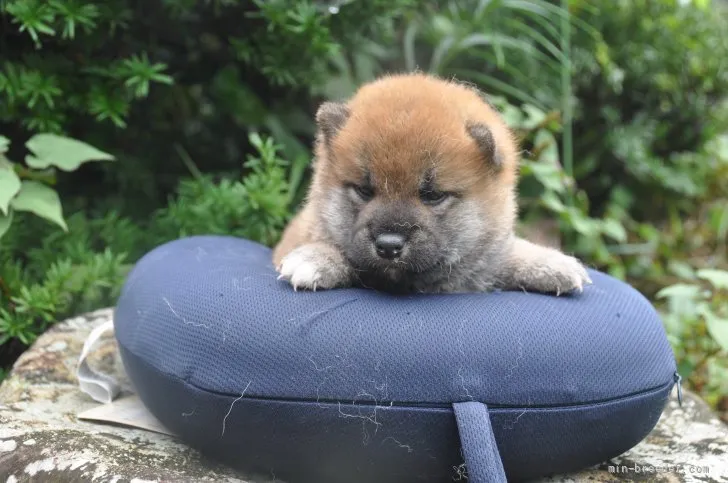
114,235,677,483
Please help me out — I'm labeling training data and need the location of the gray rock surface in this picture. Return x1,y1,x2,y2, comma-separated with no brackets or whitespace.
1,308,727,482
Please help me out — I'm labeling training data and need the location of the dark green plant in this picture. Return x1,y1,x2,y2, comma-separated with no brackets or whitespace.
0,208,140,351
0,0,172,132
152,132,293,246
396,0,594,111
0,0,415,218
0,132,293,372
656,269,728,407
569,0,728,220
0,133,114,239
564,0,728,416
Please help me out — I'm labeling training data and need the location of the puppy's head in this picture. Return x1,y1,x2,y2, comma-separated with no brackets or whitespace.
311,73,519,283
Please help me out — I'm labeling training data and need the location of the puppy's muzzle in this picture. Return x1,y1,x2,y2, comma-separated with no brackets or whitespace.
374,233,405,260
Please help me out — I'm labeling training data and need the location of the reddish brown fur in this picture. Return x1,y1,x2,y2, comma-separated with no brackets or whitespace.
325,74,517,188
273,73,520,266
274,72,590,295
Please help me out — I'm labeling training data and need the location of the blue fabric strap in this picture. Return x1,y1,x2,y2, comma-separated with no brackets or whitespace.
453,401,507,483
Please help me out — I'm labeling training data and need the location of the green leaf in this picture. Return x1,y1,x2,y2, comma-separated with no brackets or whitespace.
501,104,525,128
10,181,67,231
451,69,545,109
601,218,628,242
521,104,548,130
655,283,702,301
700,307,728,352
564,209,594,236
25,134,114,171
0,162,21,214
0,135,9,154
696,269,728,291
534,129,559,165
694,0,711,9
541,191,566,212
528,162,565,193
0,209,12,239
667,260,696,280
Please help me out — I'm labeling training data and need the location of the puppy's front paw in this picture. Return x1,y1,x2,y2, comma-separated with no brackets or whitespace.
528,253,592,295
502,238,593,296
277,244,351,291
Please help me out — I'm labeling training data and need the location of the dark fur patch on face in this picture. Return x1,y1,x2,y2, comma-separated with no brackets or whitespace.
420,168,436,189
321,174,482,290
316,102,350,144
466,121,503,168
346,170,375,203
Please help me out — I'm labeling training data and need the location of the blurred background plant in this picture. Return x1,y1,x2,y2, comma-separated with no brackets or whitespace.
0,0,726,420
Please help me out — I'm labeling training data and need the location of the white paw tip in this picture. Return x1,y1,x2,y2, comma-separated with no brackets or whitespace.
277,251,325,291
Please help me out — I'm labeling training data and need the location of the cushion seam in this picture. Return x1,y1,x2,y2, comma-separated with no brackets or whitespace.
119,344,675,412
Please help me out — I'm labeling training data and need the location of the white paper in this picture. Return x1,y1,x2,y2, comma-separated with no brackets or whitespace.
77,394,176,437
76,319,120,404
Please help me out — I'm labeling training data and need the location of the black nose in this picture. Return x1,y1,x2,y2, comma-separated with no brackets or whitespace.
375,233,405,259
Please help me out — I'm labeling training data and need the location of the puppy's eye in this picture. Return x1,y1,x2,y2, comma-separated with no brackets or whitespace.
351,184,374,202
419,189,448,206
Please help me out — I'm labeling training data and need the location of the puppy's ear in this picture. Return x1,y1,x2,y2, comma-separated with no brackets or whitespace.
466,121,503,169
316,102,350,143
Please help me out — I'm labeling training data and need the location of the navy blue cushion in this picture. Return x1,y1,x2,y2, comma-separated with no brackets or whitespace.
114,235,677,483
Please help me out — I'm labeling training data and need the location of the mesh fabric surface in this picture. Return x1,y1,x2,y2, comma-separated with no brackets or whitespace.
115,235,676,407
114,235,677,482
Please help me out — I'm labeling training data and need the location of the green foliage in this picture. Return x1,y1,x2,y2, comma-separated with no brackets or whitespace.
232,0,413,89
563,0,728,414
0,208,137,349
0,250,129,346
0,0,414,218
0,132,294,364
153,132,293,246
0,0,170,131
0,133,114,238
570,0,728,220
656,269,728,406
397,0,582,111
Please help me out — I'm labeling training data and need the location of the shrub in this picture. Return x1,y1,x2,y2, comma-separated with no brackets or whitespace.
151,132,294,247
0,209,138,365
569,0,728,220
0,0,415,216
567,0,728,416
0,131,291,376
0,0,173,133
389,0,576,111
0,0,416,380
656,269,728,407
0,133,114,239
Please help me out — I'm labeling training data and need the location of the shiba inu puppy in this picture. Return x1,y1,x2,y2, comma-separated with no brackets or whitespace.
273,73,591,294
